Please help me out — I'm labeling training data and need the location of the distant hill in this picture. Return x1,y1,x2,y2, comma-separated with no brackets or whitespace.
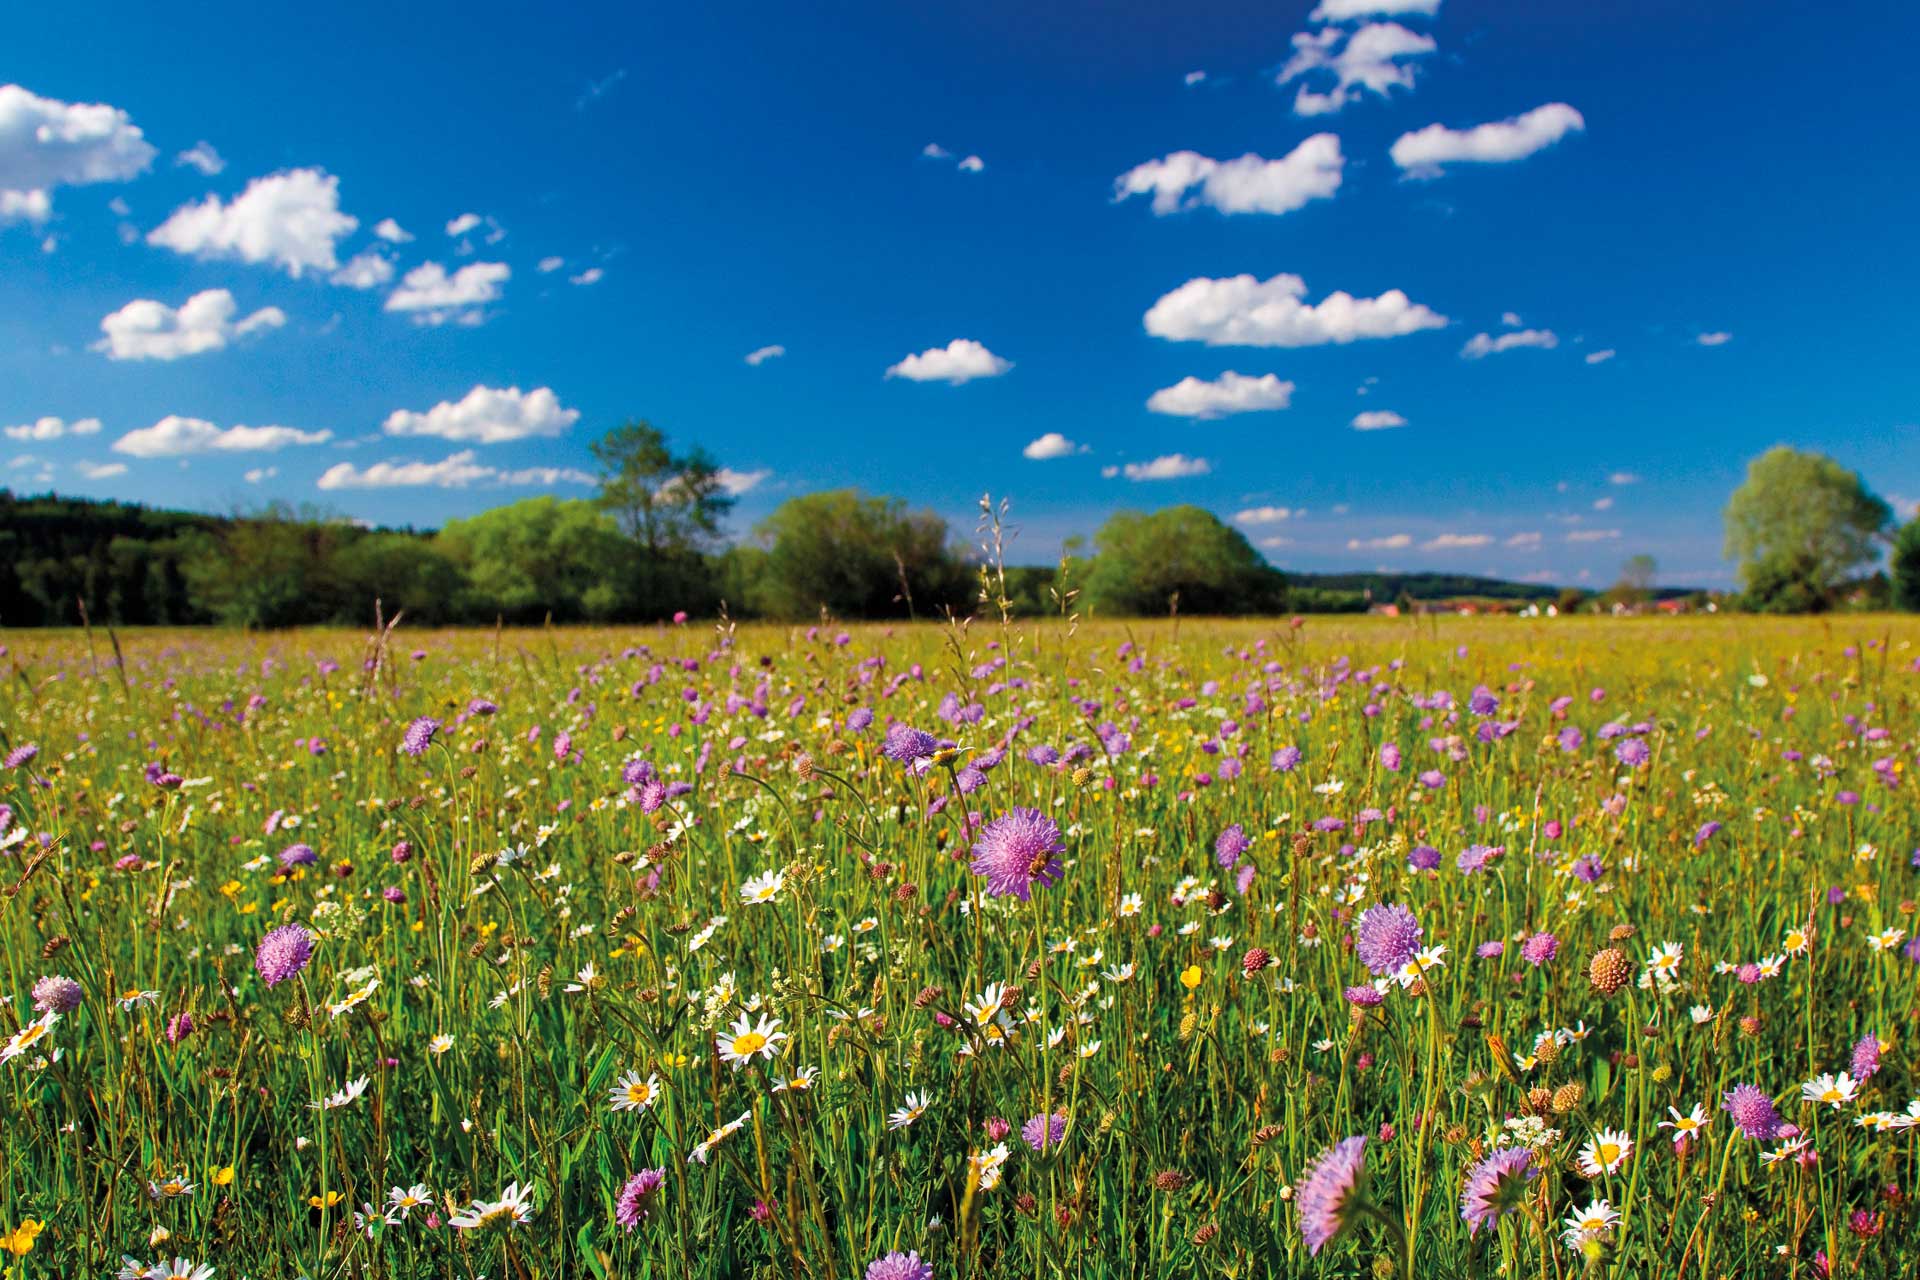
1282,570,1561,602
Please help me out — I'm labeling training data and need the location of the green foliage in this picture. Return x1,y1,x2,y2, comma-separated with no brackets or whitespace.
437,496,637,623
747,489,970,619
1081,505,1285,616
590,420,733,555
1724,445,1891,606
1892,518,1920,611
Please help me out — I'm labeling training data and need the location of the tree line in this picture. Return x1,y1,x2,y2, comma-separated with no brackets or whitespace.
1,427,1912,628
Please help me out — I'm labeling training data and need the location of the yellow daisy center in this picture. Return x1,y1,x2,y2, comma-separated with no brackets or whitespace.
732,1031,768,1056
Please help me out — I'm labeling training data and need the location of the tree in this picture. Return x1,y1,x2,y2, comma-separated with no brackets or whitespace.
1082,506,1285,616
1892,517,1920,611
437,497,639,622
331,532,470,625
589,421,734,556
748,490,969,618
1724,446,1891,608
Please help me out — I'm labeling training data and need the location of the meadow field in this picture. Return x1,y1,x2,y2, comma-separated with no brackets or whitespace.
0,613,1915,1280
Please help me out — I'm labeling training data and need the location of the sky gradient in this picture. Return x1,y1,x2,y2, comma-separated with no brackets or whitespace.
5,0,1917,588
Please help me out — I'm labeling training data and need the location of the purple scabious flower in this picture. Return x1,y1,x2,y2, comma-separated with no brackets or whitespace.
1344,984,1383,1007
1475,940,1505,959
1271,745,1303,773
1570,854,1605,884
636,780,668,813
1694,821,1722,846
615,1167,666,1228
399,716,440,757
1022,1110,1069,1152
1408,845,1441,872
1379,743,1402,772
1469,689,1499,716
846,707,874,732
255,923,314,988
882,723,939,764
1722,1084,1783,1140
969,808,1064,900
278,843,317,869
467,698,498,716
3,744,38,769
1522,932,1559,966
1297,1135,1368,1256
1456,844,1500,874
165,1011,195,1044
1214,824,1252,869
1851,1034,1882,1080
1615,738,1651,768
31,974,83,1014
1354,903,1422,977
865,1252,935,1280
1459,1147,1537,1237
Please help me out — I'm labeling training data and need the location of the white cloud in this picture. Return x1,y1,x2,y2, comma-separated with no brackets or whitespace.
1506,531,1542,548
1234,505,1295,525
1422,532,1492,550
0,84,155,221
1391,103,1585,177
957,155,985,172
446,212,481,237
373,217,412,243
383,261,509,326
1585,348,1616,364
922,143,950,159
5,415,101,441
1116,134,1342,217
538,255,565,273
381,384,578,444
1259,535,1293,549
1279,22,1435,116
1184,71,1208,86
1608,471,1640,485
330,249,395,290
1112,453,1211,481
717,466,770,495
112,415,331,458
174,141,224,175
569,267,603,286
1351,409,1407,430
74,459,127,479
1347,533,1412,550
94,289,285,361
1147,371,1294,418
885,338,1011,384
1461,328,1558,358
1592,496,1614,511
1501,311,1523,327
1310,0,1440,20
1567,528,1621,543
1022,432,1084,460
1145,272,1446,348
316,449,593,490
244,465,278,483
745,344,786,366
148,168,357,277
1696,331,1732,346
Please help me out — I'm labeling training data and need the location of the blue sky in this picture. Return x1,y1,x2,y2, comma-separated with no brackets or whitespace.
5,0,1917,588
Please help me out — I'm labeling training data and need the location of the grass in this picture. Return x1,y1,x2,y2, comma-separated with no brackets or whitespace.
0,613,1915,1279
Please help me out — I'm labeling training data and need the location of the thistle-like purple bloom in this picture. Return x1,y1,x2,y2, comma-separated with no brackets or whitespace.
1214,823,1252,869
255,923,314,988
1344,984,1383,1007
1570,854,1605,884
969,808,1064,900
1354,904,1422,976
882,723,939,764
1456,844,1499,874
400,716,440,757
1271,746,1303,773
615,1167,666,1229
865,1252,934,1280
3,744,37,769
1522,932,1559,967
1694,821,1722,846
278,842,317,869
847,707,874,732
1022,1110,1069,1152
1851,1034,1882,1080
1297,1135,1368,1256
1408,845,1441,872
1615,738,1651,768
1459,1147,1537,1236
1722,1083,1783,1140
31,974,83,1014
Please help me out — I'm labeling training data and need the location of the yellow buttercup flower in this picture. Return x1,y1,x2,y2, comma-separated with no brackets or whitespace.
1180,965,1203,991
211,1164,236,1187
2,1218,44,1257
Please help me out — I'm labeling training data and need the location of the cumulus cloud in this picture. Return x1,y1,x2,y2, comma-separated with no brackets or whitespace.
1351,409,1407,430
330,249,395,290
1234,505,1295,525
148,168,357,277
1022,432,1084,460
1461,328,1558,359
569,267,603,286
1566,528,1621,543
74,460,127,479
1421,532,1492,550
1608,471,1640,485
1145,272,1446,348
1506,531,1542,548
921,143,950,159
538,256,565,273
381,384,579,444
1309,0,1440,20
373,217,412,243
1147,371,1294,418
1390,103,1585,177
244,465,278,483
1585,348,1616,364
1347,533,1412,550
1115,134,1342,217
5,415,101,441
0,84,155,221
1279,22,1435,116
94,289,285,361
316,449,593,491
885,338,1011,384
1592,496,1614,511
745,344,786,366
174,141,224,175
957,155,985,172
717,467,770,495
1184,71,1208,86
112,415,331,458
446,212,481,237
383,261,509,325
1696,331,1732,346
1107,453,1211,481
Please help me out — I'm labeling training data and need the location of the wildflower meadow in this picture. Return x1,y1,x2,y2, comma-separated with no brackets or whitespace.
1,613,1916,1279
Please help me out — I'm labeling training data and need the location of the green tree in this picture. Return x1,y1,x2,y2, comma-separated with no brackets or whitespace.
1891,517,1920,611
749,490,968,619
437,497,638,622
590,421,734,555
331,532,470,625
1082,506,1285,616
1724,446,1891,609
